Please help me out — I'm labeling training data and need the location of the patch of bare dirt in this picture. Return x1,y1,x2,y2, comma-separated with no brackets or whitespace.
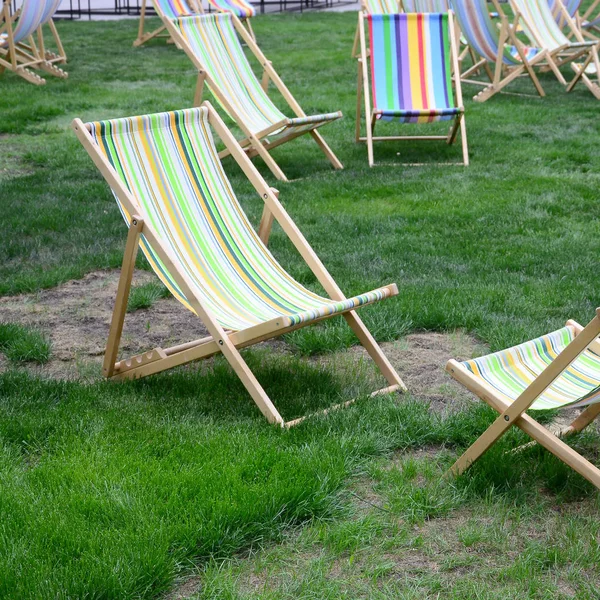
0,270,209,380
350,332,481,414
0,271,484,407
164,575,202,600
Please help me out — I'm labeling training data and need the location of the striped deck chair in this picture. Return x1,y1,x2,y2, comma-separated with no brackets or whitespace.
356,12,468,166
451,0,548,102
134,0,254,46
510,0,600,97
72,103,406,427
0,0,66,84
159,12,343,182
447,311,600,491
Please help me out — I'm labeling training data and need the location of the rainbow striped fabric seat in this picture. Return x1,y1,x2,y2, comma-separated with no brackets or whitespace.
175,14,340,137
367,13,460,123
87,107,390,332
462,327,600,411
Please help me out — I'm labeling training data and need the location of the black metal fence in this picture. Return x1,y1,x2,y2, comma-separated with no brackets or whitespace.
51,0,353,19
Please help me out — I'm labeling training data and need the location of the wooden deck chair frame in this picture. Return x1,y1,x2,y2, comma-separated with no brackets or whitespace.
134,0,254,47
160,11,343,182
356,11,469,167
447,310,600,489
456,0,548,103
0,0,65,84
71,101,405,428
509,0,600,95
36,18,67,68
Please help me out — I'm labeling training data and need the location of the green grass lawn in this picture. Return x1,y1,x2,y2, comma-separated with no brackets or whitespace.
1,11,600,599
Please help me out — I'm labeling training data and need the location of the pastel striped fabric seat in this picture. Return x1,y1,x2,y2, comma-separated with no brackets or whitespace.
368,13,459,122
512,0,594,52
208,0,255,18
0,0,46,47
463,327,600,411
452,0,541,66
176,14,340,137
88,107,385,332
548,0,580,28
402,0,449,12
362,0,399,13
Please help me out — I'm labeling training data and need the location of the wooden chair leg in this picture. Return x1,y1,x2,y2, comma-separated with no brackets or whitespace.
356,60,363,142
103,216,144,377
367,114,375,167
309,130,343,170
257,187,278,244
567,403,600,434
249,134,288,182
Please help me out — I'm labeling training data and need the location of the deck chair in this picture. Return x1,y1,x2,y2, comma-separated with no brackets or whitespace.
510,0,600,97
0,0,66,84
356,12,468,166
451,0,548,102
72,103,406,427
134,0,254,46
581,1,600,38
447,311,600,490
157,12,343,182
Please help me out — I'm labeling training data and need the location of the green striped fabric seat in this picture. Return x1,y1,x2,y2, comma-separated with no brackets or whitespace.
462,326,600,410
88,107,392,332
175,14,341,137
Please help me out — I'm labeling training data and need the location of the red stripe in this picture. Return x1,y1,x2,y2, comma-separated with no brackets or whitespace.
368,16,378,110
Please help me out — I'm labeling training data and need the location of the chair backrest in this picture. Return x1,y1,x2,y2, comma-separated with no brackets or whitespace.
87,107,326,331
154,0,194,18
175,14,285,135
7,0,47,43
40,0,62,25
512,0,572,50
367,13,457,121
451,0,517,65
403,0,449,12
362,0,400,14
207,0,255,18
